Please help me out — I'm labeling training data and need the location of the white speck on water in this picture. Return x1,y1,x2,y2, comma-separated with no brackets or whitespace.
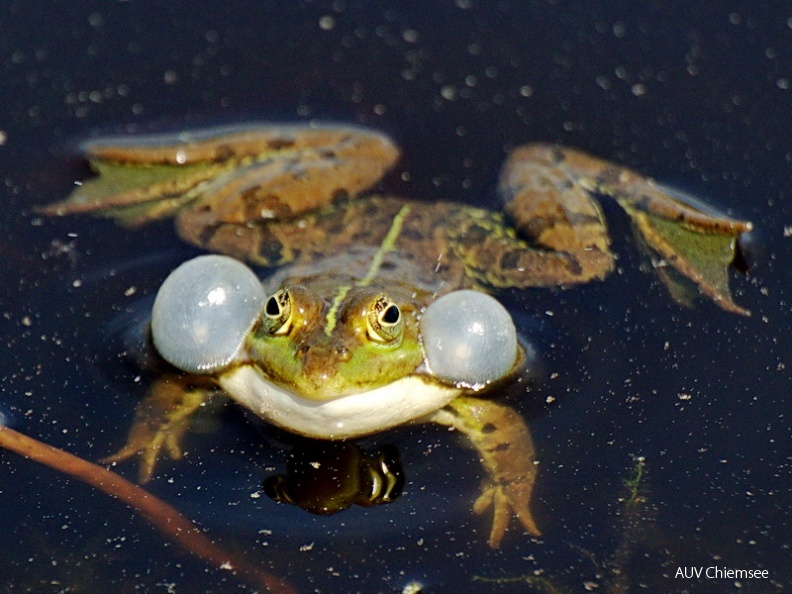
319,15,335,30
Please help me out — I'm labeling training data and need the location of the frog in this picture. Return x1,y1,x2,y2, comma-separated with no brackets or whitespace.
40,123,751,548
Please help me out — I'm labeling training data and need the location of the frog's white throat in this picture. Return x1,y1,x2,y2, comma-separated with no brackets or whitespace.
218,365,461,439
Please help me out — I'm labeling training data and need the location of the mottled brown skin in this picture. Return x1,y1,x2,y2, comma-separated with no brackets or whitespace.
191,195,611,292
43,124,749,309
40,124,751,548
169,142,622,291
501,144,751,313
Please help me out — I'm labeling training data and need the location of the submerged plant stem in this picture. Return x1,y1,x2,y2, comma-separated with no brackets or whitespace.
0,425,298,594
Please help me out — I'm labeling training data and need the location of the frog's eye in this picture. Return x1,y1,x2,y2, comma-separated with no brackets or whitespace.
366,296,403,344
262,289,292,335
151,255,266,374
421,290,518,388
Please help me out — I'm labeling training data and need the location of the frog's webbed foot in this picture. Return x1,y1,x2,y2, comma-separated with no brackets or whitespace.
499,144,751,314
429,396,540,548
101,374,218,483
473,479,541,549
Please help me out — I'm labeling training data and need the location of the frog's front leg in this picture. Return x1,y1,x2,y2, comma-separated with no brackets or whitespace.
499,144,751,313
429,395,540,548
102,374,220,483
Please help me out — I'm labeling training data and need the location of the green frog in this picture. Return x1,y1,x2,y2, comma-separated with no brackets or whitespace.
41,124,750,548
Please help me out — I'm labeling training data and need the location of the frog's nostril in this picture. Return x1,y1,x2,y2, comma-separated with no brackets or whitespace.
334,345,351,360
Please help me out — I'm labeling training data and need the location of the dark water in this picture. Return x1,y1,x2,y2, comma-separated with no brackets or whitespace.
1,1,790,592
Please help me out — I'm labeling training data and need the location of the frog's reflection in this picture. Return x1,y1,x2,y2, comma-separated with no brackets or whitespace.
263,440,404,515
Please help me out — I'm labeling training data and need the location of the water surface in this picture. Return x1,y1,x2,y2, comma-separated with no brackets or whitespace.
1,1,790,592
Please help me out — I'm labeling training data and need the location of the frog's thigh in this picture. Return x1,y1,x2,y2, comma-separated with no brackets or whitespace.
499,144,614,280
175,209,273,264
499,145,613,253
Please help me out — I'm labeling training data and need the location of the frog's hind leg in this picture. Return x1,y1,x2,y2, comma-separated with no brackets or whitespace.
494,145,617,289
500,144,751,314
40,124,399,244
174,130,400,264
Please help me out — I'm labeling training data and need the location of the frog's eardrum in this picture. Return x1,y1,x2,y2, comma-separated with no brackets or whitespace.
151,255,266,374
421,290,518,388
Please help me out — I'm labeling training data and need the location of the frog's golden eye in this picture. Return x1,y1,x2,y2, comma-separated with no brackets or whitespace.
366,296,403,344
263,289,292,335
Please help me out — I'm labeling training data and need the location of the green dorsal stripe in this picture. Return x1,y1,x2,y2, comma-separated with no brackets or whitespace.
323,204,411,335
324,284,351,335
359,204,411,287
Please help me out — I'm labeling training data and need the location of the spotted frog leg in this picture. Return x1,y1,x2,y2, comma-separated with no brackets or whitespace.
40,123,399,229
496,144,752,314
429,396,540,548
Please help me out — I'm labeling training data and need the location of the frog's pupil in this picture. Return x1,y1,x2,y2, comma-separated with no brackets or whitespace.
382,304,400,325
265,295,281,317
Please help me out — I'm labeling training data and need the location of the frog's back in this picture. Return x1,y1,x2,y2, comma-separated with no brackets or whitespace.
254,196,490,295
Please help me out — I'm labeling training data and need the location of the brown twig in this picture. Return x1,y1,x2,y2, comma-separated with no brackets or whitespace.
0,425,298,594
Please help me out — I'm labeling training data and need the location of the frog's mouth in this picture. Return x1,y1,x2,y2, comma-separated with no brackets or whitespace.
218,365,461,440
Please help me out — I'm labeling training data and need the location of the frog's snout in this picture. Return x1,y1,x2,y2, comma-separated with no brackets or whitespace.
296,342,351,362
294,342,353,390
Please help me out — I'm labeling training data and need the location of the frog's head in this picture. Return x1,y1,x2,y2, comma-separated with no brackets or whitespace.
151,255,522,407
246,284,425,400
149,255,427,399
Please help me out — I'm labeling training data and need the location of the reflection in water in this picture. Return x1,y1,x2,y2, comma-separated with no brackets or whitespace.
264,439,405,515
